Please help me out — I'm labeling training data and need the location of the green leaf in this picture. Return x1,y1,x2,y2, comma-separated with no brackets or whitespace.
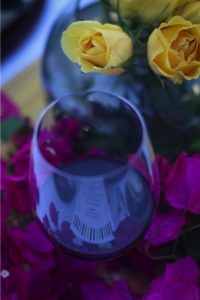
1,116,24,142
148,242,176,261
188,139,200,153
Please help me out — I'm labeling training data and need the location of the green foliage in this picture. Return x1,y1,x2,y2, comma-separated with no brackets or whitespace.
189,139,200,153
182,214,200,260
1,116,24,142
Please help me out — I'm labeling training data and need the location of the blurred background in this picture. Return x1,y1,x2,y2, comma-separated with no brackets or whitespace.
1,0,71,85
1,0,94,120
1,0,200,158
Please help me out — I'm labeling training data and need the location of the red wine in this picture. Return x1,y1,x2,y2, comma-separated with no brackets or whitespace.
36,157,153,259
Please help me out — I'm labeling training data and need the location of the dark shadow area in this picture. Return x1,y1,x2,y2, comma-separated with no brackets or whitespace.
1,0,46,60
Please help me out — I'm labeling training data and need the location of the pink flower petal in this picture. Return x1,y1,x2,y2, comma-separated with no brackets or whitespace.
144,210,185,246
143,257,200,300
163,256,199,284
155,155,171,192
3,177,32,213
186,154,200,214
164,152,200,214
81,279,133,300
3,221,55,272
1,266,29,300
164,152,187,210
29,270,54,300
0,160,8,190
11,141,31,176
111,280,133,300
14,221,54,253
81,280,111,300
1,92,21,121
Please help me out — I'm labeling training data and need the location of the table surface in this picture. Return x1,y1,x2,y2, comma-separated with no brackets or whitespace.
2,60,46,122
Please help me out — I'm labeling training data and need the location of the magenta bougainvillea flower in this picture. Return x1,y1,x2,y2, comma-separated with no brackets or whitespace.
164,152,200,214
143,256,200,300
1,139,32,214
1,92,21,121
81,279,133,300
1,97,200,300
143,152,200,249
1,221,55,299
11,141,32,174
2,176,32,214
1,265,29,300
144,210,185,247
2,221,55,272
155,154,171,192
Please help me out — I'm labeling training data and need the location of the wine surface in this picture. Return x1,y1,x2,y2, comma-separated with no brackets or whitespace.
36,156,154,257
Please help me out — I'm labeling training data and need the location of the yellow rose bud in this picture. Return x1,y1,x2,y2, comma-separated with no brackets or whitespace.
61,21,133,75
176,0,200,24
147,16,200,84
111,0,180,23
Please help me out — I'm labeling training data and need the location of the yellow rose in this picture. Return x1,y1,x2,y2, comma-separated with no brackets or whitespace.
61,21,133,75
147,16,200,84
176,0,200,24
111,0,180,22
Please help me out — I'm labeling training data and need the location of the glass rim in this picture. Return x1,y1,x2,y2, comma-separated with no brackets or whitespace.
32,90,147,181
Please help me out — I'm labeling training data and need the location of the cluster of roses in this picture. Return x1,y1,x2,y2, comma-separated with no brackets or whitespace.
61,0,200,84
1,92,200,299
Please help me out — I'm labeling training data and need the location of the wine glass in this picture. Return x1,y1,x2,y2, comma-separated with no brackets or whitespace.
30,91,159,260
